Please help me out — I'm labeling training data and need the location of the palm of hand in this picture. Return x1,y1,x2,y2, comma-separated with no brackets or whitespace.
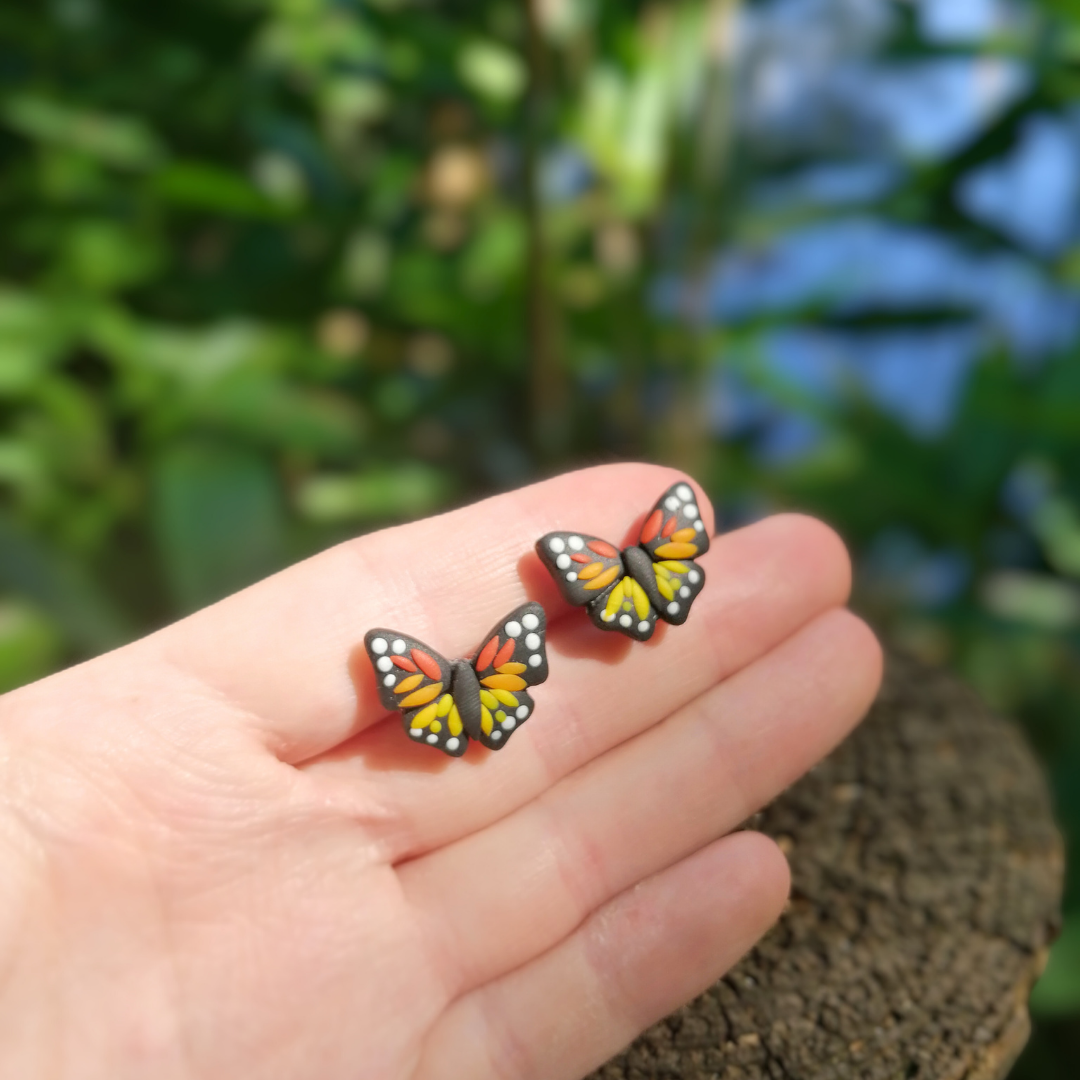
0,465,880,1080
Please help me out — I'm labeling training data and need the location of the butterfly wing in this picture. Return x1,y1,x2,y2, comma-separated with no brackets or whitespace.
364,630,468,756
535,532,626,607
633,481,709,626
467,601,549,750
587,563,660,641
637,481,711,562
629,548,707,626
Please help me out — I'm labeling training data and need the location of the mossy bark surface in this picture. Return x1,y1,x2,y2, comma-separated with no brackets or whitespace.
591,653,1063,1080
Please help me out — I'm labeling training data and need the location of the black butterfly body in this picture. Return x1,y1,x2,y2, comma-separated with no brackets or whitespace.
535,482,710,642
365,602,548,756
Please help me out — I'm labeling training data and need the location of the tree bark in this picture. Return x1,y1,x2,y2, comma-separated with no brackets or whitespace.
591,651,1063,1080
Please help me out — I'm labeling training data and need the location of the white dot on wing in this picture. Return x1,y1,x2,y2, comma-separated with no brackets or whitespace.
688,570,700,584
676,484,693,501
492,730,503,741
619,614,632,627
695,519,704,532
516,705,529,719
568,535,583,550
383,674,396,687
370,637,387,654
376,656,393,672
392,639,406,654
528,654,542,667
637,620,650,633
602,611,614,622
685,503,698,518
446,738,459,751
548,537,565,554
667,602,680,615
522,613,539,630
502,716,516,730
525,632,540,649
665,496,679,511
426,733,438,743
566,572,577,582
680,586,691,598
556,553,571,570
410,727,421,737
505,621,522,637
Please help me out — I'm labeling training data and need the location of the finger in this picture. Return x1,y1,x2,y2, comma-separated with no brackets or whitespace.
413,831,789,1080
399,608,881,996
128,463,711,760
304,511,852,858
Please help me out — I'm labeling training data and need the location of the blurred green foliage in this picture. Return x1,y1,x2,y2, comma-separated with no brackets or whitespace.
1,0,1080,1072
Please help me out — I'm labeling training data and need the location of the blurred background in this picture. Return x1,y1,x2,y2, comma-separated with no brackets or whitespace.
0,0,1078,1070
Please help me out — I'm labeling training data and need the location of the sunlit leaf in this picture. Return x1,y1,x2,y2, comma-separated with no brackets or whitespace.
296,463,454,523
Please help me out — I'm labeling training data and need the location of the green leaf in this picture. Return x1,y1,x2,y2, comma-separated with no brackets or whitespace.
0,600,63,694
151,442,286,612
458,40,526,103
1,95,164,169
296,463,454,523
153,162,286,218
0,513,132,653
1031,913,1080,1017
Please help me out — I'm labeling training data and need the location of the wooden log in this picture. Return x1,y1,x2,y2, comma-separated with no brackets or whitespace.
591,652,1064,1080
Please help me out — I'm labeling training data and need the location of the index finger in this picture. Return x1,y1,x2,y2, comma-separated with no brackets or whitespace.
135,463,715,760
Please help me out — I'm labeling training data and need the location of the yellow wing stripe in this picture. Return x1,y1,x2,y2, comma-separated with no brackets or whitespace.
660,560,689,573
496,662,527,674
672,527,697,543
481,705,494,735
410,702,438,729
655,572,675,601
399,681,443,708
583,565,621,591
448,703,463,736
492,688,519,708
630,579,650,619
577,561,605,581
437,693,454,716
603,576,631,619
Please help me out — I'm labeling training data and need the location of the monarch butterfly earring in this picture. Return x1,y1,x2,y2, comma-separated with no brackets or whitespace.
536,480,709,642
365,602,549,757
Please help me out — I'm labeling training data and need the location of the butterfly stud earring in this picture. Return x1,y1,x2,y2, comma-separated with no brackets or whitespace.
364,602,549,757
536,481,709,642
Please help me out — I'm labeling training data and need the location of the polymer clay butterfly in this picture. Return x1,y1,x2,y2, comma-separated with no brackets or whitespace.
364,602,549,757
536,481,709,642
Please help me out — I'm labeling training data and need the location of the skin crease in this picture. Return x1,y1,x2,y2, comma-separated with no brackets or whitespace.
0,463,883,1080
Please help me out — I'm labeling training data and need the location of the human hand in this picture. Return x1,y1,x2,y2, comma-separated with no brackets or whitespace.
0,464,881,1080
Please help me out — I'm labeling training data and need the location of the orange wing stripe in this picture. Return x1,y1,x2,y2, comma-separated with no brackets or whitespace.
661,516,677,538
571,552,590,563
481,673,527,691
653,542,698,559
494,638,516,668
411,649,442,680
672,527,697,543
496,662,527,674
588,540,619,557
640,510,663,544
475,636,499,672
583,564,621,591
394,673,425,695
578,562,605,580
391,656,417,671
400,682,444,708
